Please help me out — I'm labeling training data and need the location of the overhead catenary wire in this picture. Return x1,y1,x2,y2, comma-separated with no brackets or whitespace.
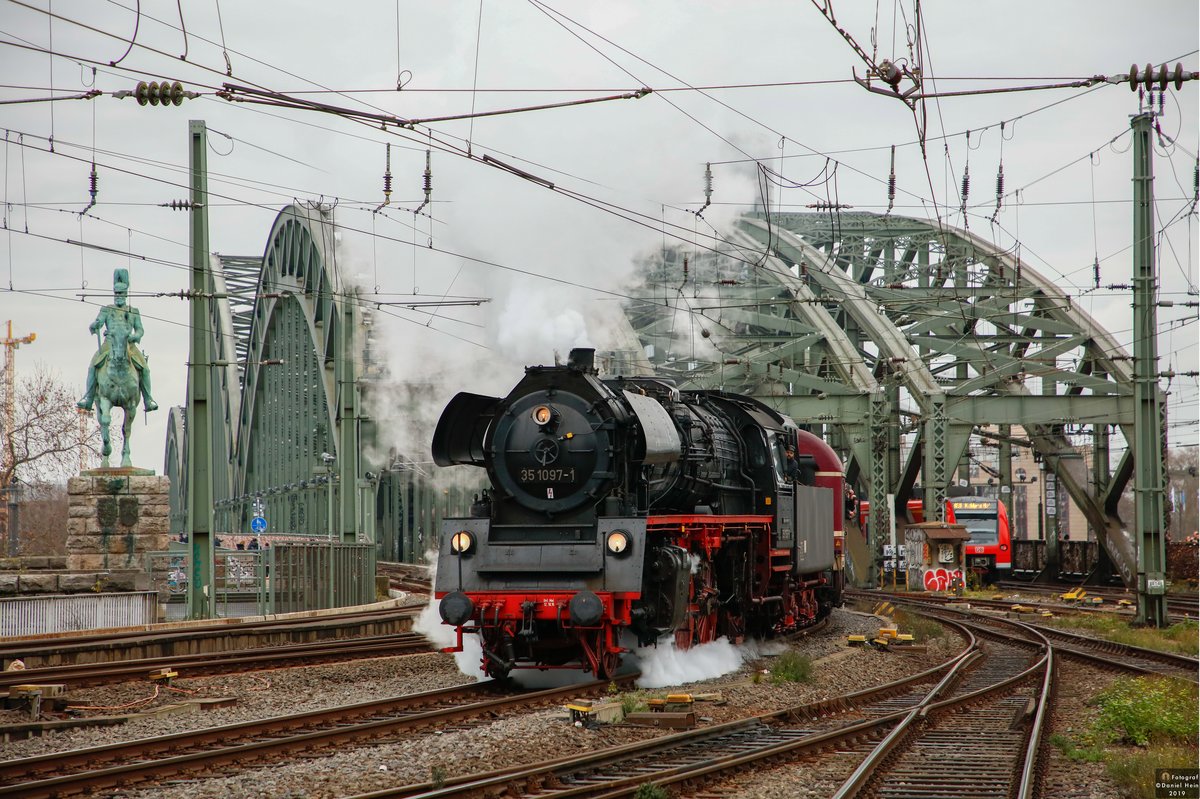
7,112,1190,307
2,9,1194,329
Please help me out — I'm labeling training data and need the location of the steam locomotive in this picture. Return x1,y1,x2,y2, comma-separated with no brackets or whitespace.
432,348,844,680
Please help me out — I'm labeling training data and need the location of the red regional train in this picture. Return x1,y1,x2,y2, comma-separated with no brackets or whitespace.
857,495,1012,584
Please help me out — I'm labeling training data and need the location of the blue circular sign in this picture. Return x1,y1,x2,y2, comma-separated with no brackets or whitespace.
250,515,267,533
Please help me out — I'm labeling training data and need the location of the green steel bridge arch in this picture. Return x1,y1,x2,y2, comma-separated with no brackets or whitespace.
625,211,1144,587
231,204,352,539
168,204,472,563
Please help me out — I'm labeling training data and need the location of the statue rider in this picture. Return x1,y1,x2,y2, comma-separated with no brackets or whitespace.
77,268,159,412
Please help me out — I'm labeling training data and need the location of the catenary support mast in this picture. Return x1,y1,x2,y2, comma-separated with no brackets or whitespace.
1130,111,1167,628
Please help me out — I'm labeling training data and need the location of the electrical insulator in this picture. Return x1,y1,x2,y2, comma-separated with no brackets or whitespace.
886,145,896,213
960,164,970,210
382,144,393,203
422,150,432,201
1128,62,1189,92
134,80,189,107
704,163,713,204
1093,258,1101,289
88,164,98,202
990,163,1005,223
162,199,195,210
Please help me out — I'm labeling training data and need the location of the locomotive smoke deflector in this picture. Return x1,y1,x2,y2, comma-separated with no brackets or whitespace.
432,391,500,467
621,390,682,465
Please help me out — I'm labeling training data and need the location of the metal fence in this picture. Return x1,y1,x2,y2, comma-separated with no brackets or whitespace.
145,542,375,618
268,543,377,613
0,592,158,637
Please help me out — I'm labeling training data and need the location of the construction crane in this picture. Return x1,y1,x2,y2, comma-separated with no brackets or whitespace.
1,321,36,552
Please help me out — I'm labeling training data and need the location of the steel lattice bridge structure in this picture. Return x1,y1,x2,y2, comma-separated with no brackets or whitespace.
167,204,1158,597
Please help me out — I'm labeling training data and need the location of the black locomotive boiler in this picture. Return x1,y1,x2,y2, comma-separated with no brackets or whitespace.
432,348,844,679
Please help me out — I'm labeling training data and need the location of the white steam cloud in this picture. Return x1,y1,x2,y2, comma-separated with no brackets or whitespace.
628,635,788,689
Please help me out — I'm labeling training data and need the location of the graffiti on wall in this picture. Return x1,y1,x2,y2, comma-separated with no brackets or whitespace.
923,568,964,592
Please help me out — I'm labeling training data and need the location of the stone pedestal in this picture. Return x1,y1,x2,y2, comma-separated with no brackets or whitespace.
67,469,169,574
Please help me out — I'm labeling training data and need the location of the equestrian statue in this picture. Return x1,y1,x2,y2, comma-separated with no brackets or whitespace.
77,268,158,467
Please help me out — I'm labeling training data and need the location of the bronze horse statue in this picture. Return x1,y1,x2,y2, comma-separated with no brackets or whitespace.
78,268,158,468
94,320,140,468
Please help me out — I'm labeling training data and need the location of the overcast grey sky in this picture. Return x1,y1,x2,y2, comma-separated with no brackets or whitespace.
1,1,1197,472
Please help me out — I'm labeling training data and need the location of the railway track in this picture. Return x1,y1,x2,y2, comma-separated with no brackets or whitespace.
0,631,433,690
0,676,636,798
994,580,1198,619
345,596,1194,799
0,604,421,670
334,617,1054,799
852,589,1200,680
378,561,434,594
836,627,1049,799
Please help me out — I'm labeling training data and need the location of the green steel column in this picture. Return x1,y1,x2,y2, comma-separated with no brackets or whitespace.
955,262,971,493
1093,423,1110,542
338,288,359,544
186,120,215,619
887,382,902,505
1131,112,1168,627
923,393,948,521
1040,318,1061,573
999,424,1013,522
866,388,892,587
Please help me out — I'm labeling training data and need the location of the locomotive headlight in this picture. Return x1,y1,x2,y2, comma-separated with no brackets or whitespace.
450,530,475,555
606,530,631,556
532,405,553,425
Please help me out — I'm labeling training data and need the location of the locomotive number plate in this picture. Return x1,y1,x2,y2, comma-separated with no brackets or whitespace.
519,468,577,483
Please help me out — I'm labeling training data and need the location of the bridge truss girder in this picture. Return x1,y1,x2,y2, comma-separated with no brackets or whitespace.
623,212,1145,587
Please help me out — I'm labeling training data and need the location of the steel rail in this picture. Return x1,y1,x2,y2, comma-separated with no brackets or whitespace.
0,606,421,662
0,632,432,689
0,677,637,799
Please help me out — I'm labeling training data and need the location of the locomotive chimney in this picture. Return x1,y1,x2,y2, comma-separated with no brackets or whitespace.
567,347,596,373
